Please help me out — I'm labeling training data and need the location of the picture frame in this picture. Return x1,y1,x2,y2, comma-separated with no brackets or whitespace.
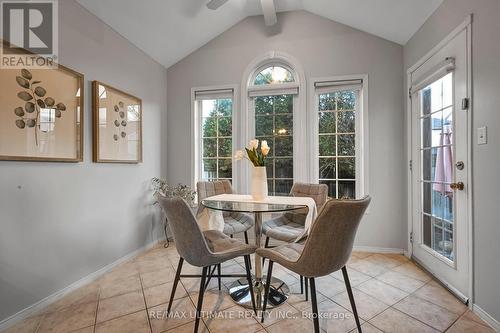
0,41,84,162
92,81,143,163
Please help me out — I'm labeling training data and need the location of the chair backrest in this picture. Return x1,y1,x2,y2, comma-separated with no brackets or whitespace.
158,196,212,267
197,180,233,202
291,183,328,209
297,196,371,277
197,180,233,217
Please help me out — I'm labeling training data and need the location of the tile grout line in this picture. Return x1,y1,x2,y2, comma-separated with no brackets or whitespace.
92,286,101,333
174,265,209,333
370,306,444,333
389,293,446,331
326,286,388,323
406,280,469,317
365,279,464,332
32,312,45,333
93,309,153,329
443,311,468,332
139,272,154,333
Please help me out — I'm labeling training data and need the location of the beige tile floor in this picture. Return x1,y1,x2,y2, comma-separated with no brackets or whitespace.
2,243,495,333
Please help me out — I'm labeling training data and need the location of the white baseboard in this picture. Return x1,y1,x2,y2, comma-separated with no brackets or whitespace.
473,304,500,332
353,246,405,254
0,239,161,332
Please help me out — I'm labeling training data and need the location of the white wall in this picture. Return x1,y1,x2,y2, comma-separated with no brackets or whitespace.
167,11,405,250
404,0,500,324
0,0,167,321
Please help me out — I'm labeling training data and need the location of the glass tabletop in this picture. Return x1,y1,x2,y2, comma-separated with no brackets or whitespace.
201,199,306,213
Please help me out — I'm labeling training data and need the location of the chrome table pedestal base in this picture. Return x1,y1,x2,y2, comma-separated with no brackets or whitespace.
228,276,289,309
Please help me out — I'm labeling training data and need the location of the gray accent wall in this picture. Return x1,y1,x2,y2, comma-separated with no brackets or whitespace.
0,0,167,321
166,11,405,251
404,0,500,323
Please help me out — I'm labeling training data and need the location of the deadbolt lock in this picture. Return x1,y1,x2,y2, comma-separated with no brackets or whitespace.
456,161,465,170
450,182,465,191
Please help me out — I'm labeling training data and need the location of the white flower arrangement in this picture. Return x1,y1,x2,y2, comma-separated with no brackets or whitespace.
234,139,270,167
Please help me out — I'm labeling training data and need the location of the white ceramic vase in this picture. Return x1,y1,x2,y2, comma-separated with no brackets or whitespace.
251,166,268,201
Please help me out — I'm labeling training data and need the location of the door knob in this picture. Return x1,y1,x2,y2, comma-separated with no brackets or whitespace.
450,182,465,191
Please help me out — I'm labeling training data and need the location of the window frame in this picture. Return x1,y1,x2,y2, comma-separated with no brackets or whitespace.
191,85,238,189
309,75,369,200
190,58,367,201
241,51,308,195
250,94,297,194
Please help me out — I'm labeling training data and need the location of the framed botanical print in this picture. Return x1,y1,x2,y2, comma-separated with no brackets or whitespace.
0,61,84,162
92,81,142,163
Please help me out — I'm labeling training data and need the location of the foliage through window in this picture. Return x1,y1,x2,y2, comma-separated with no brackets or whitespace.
200,98,233,181
254,94,293,194
318,90,357,198
254,66,294,85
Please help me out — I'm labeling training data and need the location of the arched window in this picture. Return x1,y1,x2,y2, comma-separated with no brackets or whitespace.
248,62,299,194
253,65,295,85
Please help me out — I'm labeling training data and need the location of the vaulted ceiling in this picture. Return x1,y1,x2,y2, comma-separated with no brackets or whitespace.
77,0,443,68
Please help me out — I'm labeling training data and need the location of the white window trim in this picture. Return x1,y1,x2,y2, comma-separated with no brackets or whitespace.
240,51,307,194
308,74,369,200
191,84,239,190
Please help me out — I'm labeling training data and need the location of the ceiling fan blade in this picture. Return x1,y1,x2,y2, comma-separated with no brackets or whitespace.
260,0,277,26
206,0,229,10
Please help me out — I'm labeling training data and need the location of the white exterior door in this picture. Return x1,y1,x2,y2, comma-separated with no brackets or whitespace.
410,28,470,300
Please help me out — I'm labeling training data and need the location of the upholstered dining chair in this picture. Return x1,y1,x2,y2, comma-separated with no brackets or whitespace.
158,197,258,333
262,182,328,244
197,180,254,243
262,182,328,297
257,196,371,333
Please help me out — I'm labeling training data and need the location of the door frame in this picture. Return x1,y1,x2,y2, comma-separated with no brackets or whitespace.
406,14,473,304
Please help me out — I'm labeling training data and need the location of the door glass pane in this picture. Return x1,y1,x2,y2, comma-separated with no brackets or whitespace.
418,73,455,261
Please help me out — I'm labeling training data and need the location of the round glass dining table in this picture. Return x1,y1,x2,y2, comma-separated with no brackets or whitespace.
201,198,307,309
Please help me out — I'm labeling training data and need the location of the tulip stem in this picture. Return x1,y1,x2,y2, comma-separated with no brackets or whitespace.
29,86,39,146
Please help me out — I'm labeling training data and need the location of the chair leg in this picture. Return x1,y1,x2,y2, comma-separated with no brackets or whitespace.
261,260,274,323
216,264,222,290
305,277,309,301
244,255,257,315
262,237,270,266
194,266,208,333
167,257,184,314
310,277,320,333
300,275,304,294
204,265,216,290
244,231,249,244
342,266,362,332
